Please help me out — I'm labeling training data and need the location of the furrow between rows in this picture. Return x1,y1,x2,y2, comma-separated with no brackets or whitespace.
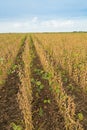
29,36,65,130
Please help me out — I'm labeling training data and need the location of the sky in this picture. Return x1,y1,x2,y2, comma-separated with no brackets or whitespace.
0,0,87,32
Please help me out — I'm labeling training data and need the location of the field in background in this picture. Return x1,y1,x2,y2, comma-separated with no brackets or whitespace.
0,33,87,130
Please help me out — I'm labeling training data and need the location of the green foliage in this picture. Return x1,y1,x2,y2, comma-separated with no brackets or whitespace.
31,78,44,92
36,81,42,86
60,70,68,83
37,84,44,93
7,69,12,75
10,122,22,130
39,84,44,90
78,113,84,121
36,81,44,90
39,107,43,117
42,72,52,80
12,64,18,70
67,84,74,91
55,87,60,94
36,92,39,98
34,68,44,76
49,80,53,86
31,78,36,84
63,77,68,83
43,99,51,104
7,64,18,74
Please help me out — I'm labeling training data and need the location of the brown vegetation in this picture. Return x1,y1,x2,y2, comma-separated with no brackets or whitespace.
0,33,87,130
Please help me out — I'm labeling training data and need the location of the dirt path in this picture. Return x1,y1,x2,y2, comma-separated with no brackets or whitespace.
0,37,26,130
30,37,65,130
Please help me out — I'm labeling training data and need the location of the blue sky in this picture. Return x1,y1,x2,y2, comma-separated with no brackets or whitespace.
0,0,87,32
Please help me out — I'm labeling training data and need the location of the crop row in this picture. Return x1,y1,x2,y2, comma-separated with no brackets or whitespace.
32,33,87,129
0,33,87,130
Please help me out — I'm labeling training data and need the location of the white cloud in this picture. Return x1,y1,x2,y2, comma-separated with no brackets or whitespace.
13,23,23,28
32,17,38,23
41,20,74,28
0,17,87,32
